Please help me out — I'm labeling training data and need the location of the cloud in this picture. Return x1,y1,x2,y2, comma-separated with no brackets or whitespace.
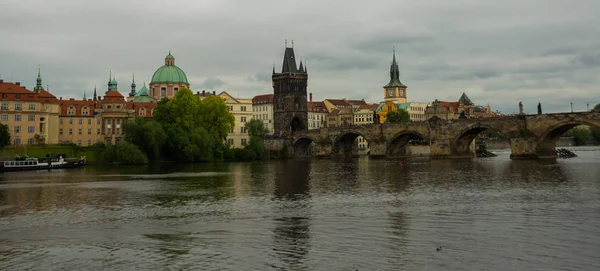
0,0,599,114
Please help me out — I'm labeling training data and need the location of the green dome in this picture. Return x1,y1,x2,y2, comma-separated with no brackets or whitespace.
166,52,175,59
136,84,150,96
151,65,189,84
133,95,156,103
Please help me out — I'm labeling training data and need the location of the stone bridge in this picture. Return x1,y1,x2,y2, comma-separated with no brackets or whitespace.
265,112,600,159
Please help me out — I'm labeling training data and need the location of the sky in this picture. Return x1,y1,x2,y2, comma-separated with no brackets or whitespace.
1,0,599,114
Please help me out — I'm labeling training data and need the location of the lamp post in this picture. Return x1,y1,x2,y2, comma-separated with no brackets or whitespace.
587,103,590,111
570,102,573,113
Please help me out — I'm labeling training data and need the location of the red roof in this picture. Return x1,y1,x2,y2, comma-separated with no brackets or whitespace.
103,90,125,102
59,99,98,117
252,94,274,104
325,99,349,106
308,101,328,113
346,99,367,106
127,101,157,117
359,104,379,110
0,81,59,103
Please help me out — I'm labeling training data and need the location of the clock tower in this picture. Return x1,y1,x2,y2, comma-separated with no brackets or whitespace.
383,50,407,103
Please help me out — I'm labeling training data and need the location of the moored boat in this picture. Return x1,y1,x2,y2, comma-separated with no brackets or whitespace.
0,154,87,172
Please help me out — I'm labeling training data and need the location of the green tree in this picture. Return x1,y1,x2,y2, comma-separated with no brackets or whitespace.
123,118,167,161
590,126,600,144
242,119,268,160
245,119,268,138
198,95,235,141
99,141,149,165
571,127,591,146
0,124,10,150
386,109,410,123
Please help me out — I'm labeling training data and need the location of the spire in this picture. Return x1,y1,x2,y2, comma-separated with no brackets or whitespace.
299,61,304,73
281,46,298,73
129,73,136,97
93,85,97,101
83,90,87,100
34,64,43,92
384,48,406,88
272,63,275,75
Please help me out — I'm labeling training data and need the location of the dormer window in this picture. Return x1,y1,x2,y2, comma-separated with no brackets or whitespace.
82,106,89,115
67,106,75,116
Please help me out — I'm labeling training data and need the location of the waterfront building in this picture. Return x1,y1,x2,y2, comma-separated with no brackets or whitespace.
424,92,495,120
149,52,190,100
354,104,378,152
252,94,274,134
0,70,60,145
307,93,328,130
220,91,252,148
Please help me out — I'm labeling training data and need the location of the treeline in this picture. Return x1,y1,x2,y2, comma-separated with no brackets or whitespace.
98,88,267,164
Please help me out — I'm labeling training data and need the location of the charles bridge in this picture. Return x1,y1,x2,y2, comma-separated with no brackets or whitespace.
264,112,600,159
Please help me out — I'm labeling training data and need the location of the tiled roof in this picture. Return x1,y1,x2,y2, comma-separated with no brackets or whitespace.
59,99,98,117
308,101,328,113
0,81,59,102
252,94,274,104
346,99,367,106
325,99,349,106
103,90,126,102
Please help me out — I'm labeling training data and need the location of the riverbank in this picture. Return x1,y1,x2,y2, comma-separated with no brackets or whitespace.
0,145,101,163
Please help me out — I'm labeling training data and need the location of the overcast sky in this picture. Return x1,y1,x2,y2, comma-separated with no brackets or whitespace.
1,0,599,114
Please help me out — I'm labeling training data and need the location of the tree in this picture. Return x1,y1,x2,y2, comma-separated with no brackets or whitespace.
242,119,268,160
386,109,410,123
0,124,10,150
99,141,149,165
591,126,600,144
245,119,268,138
34,134,46,147
123,118,167,161
571,127,591,146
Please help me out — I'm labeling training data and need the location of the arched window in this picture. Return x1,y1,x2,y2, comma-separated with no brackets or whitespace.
81,106,89,115
139,108,146,116
67,106,76,116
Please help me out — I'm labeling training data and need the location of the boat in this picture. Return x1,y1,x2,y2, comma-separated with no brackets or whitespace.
1,154,87,172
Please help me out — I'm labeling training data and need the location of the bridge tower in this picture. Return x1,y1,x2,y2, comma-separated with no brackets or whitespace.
272,41,308,136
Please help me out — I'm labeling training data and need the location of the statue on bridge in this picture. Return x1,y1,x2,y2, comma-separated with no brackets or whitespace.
537,102,542,115
519,101,524,115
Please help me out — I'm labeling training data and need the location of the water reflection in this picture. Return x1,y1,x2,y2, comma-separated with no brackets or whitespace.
271,159,312,270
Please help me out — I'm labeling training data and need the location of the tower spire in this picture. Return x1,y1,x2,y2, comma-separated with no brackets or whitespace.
93,85,97,101
129,73,136,97
83,90,87,100
34,64,43,92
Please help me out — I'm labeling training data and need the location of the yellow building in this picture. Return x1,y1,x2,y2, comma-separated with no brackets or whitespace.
0,71,60,146
220,91,252,148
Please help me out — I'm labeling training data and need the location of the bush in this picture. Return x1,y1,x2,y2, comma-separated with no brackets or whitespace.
99,142,149,165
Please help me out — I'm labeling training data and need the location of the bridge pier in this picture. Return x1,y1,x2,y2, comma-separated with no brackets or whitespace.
429,140,453,158
509,137,539,159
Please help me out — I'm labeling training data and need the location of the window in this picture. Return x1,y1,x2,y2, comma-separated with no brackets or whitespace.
78,128,82,135
97,129,100,135
13,138,21,145
116,119,120,124
28,138,35,145
229,128,233,134
14,126,21,133
0,104,7,110
97,119,101,125
82,106,89,115
60,128,63,135
241,116,247,122
240,127,246,133
241,138,247,145
161,88,166,97
1,114,7,121
139,108,146,116
78,140,82,146
28,126,34,133
69,128,72,135
29,104,36,110
88,129,91,135
60,119,63,124
88,119,92,125
14,115,21,121
69,119,73,124
117,128,120,134
15,104,22,110
79,119,83,125
227,138,234,145
67,106,75,115
28,115,35,121
229,106,234,111
174,88,178,94
241,106,247,112
87,140,92,146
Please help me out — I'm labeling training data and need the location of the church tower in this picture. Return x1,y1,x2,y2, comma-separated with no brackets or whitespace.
272,41,308,136
383,49,407,103
34,65,44,93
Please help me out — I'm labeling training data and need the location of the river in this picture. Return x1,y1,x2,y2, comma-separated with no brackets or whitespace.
1,147,600,270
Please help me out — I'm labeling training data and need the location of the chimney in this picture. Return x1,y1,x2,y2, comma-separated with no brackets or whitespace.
309,93,313,102
202,90,205,95
196,91,199,95
15,82,20,86
60,97,62,100
0,79,3,83
69,98,75,100
213,91,216,95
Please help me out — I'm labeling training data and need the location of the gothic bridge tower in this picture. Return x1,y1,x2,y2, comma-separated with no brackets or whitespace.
272,41,308,136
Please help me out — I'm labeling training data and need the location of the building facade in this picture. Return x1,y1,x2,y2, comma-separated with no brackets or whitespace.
149,52,190,100
221,91,252,148
252,94,274,134
307,93,328,130
424,92,495,120
272,45,308,136
0,74,60,146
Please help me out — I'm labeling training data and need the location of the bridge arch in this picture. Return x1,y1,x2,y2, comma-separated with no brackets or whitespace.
387,130,427,157
293,137,315,157
333,131,371,157
536,119,600,158
452,124,508,157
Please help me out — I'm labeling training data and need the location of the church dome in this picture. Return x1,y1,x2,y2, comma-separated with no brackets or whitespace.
150,52,189,84
592,103,600,112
